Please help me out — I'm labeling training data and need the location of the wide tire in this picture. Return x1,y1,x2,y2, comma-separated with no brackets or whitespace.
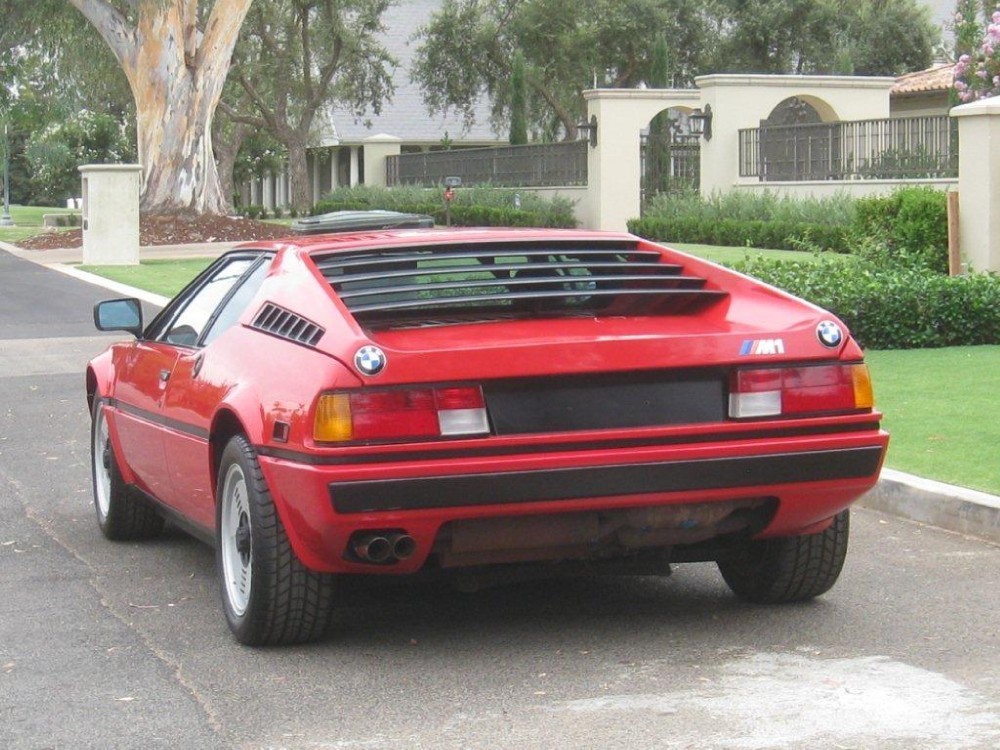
216,435,335,646
717,510,850,604
91,400,164,541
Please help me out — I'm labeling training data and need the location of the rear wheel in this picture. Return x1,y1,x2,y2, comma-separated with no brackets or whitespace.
216,435,335,646
717,510,850,603
91,400,164,540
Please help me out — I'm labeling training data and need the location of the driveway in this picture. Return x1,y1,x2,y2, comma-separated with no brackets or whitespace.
2,249,998,749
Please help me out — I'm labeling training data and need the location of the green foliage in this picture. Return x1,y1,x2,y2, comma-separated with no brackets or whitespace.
852,187,948,273
312,185,577,228
729,255,1000,349
631,191,855,252
630,216,847,252
24,110,135,203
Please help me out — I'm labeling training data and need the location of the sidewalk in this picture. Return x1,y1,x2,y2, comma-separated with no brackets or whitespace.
2,237,998,547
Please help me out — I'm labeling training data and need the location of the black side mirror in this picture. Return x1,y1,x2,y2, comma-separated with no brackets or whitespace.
94,298,144,338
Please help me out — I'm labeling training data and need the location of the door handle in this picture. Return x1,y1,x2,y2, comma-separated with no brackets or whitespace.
192,355,204,378
159,369,171,382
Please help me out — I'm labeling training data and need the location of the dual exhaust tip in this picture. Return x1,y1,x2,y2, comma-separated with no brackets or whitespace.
351,531,416,565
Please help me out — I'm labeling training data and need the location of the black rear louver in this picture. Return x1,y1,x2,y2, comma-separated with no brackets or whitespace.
251,303,325,346
314,240,727,328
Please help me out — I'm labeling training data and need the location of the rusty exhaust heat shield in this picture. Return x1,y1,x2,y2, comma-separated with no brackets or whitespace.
436,499,770,568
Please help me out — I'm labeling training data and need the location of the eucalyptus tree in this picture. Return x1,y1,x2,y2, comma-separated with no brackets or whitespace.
221,0,395,213
67,0,253,214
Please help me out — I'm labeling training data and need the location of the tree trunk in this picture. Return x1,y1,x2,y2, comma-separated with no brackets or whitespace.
286,139,311,214
214,123,250,211
69,0,252,216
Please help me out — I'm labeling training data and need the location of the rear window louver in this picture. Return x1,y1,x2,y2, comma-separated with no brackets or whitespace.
250,303,325,346
314,240,728,327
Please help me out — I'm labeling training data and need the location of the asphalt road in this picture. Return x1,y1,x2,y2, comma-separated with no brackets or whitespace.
2,249,999,749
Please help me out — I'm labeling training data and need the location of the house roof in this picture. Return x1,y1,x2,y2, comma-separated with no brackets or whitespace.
892,63,956,96
316,0,503,146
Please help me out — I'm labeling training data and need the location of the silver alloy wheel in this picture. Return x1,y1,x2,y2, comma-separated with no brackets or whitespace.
93,405,112,521
220,463,253,617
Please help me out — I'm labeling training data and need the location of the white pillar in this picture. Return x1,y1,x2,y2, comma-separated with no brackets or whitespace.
263,172,275,211
953,98,1000,272
349,147,360,186
79,164,142,265
311,152,321,205
330,148,339,189
250,177,260,206
363,134,402,188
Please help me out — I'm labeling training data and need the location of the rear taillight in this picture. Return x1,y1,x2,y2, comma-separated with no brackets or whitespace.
314,385,489,443
729,364,873,419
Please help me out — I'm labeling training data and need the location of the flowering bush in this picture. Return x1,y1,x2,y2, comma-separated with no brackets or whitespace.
953,11,1000,102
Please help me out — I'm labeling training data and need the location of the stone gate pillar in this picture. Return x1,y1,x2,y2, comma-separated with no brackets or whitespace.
583,89,700,232
952,98,1000,272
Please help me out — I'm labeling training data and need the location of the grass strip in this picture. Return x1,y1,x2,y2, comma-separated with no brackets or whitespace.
866,346,1000,495
77,258,215,297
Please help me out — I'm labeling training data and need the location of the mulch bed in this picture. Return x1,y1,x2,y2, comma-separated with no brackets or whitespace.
16,214,292,251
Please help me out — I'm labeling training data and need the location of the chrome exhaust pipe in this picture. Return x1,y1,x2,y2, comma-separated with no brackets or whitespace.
353,534,392,563
389,533,416,561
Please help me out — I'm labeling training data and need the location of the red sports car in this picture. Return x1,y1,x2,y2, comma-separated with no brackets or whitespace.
87,228,888,645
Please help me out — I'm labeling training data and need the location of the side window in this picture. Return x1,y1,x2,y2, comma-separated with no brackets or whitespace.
202,257,272,346
162,258,255,346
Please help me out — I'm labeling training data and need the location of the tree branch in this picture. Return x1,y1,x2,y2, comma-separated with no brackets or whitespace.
218,100,268,129
67,0,134,64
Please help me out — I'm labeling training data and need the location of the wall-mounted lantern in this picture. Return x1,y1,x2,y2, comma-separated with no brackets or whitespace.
577,115,598,148
689,104,713,141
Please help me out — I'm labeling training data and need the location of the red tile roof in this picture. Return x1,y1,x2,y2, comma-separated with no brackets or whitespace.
893,64,956,95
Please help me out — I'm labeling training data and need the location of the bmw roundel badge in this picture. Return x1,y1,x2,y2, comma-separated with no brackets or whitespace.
354,345,387,376
816,320,843,348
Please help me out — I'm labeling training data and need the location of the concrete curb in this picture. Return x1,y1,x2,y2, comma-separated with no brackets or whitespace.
2,238,998,546
860,468,1000,545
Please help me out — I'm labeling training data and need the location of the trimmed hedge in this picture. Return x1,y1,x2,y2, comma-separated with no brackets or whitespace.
852,187,948,273
312,185,578,228
628,216,847,252
730,256,1000,350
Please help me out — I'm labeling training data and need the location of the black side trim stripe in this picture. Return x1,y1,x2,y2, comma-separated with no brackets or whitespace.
256,420,882,466
329,446,885,514
107,397,210,441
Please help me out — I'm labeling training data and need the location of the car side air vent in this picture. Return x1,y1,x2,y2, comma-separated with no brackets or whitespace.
251,303,325,347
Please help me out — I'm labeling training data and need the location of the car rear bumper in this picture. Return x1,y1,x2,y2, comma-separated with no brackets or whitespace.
256,421,889,574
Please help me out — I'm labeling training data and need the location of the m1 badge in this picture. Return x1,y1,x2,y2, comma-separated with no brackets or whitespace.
354,345,387,376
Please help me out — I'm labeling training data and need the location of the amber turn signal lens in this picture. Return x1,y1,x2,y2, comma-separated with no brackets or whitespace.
851,364,874,410
314,393,353,442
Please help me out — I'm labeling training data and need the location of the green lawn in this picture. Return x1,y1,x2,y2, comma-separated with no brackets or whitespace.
671,242,846,265
77,258,215,297
0,204,80,245
866,347,1000,496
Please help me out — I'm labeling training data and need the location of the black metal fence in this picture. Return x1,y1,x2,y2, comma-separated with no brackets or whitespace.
739,115,958,181
386,141,588,187
641,130,700,205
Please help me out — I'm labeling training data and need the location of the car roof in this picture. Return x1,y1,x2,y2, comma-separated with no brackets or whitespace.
237,227,639,256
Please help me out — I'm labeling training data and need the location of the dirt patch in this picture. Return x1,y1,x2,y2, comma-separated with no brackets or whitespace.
16,214,292,250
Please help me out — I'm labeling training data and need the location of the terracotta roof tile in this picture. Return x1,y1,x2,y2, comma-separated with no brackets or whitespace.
892,64,956,95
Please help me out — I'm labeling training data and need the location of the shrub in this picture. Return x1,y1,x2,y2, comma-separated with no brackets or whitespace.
628,216,848,253
312,185,578,228
633,191,855,252
851,187,948,273
729,256,1000,350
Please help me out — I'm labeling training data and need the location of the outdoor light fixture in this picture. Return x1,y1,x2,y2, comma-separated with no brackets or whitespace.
689,104,713,141
577,115,598,148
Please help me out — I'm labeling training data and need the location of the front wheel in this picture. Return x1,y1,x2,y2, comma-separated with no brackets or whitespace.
717,510,850,604
91,399,164,541
216,435,335,646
